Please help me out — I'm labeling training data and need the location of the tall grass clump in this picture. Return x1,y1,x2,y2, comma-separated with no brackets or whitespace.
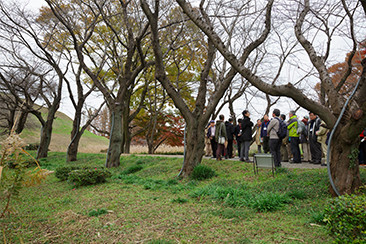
0,128,50,217
250,192,292,212
120,165,143,175
189,180,251,207
190,165,217,181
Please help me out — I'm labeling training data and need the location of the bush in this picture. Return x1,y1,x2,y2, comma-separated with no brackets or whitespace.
190,165,217,181
24,143,39,151
121,165,143,175
68,168,112,187
324,194,366,243
6,158,39,169
55,166,82,181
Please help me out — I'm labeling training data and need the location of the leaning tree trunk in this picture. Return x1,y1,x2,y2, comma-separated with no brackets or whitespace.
67,132,82,162
179,120,206,177
105,107,123,168
67,111,82,162
37,119,54,159
15,111,28,134
329,129,361,196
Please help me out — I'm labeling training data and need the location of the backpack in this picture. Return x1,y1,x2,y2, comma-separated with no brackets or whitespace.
296,119,306,135
276,118,287,139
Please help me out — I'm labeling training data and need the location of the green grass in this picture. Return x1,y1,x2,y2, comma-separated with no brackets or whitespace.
1,109,109,153
2,152,366,243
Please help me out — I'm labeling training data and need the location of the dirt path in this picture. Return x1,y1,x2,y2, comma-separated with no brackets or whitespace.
125,153,342,169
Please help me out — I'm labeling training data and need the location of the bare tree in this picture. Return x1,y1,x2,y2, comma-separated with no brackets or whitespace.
177,0,366,194
44,0,153,167
141,0,274,176
0,2,69,159
0,68,39,135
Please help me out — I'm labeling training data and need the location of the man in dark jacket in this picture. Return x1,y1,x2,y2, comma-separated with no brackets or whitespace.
260,114,270,153
239,110,253,162
235,119,243,158
225,118,235,159
308,112,322,164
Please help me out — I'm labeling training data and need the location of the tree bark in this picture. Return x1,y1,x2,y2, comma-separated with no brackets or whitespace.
37,116,54,159
105,106,123,168
179,121,206,177
15,111,28,134
67,110,82,162
121,98,130,154
330,130,361,195
67,133,82,162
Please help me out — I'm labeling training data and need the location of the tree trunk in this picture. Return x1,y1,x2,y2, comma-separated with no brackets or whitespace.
179,121,206,177
329,130,361,196
67,132,82,162
105,107,123,168
121,104,129,154
37,119,53,159
67,109,82,162
148,142,154,154
15,111,28,134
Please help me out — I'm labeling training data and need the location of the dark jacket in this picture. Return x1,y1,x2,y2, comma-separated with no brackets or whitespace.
240,116,253,141
215,120,227,142
308,117,321,140
260,120,270,137
207,126,215,139
225,121,235,141
235,124,242,142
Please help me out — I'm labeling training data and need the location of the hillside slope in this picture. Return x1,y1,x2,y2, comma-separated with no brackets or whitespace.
2,110,109,153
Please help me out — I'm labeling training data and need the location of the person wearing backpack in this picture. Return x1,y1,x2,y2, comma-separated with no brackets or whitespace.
267,108,282,167
287,111,301,164
308,112,322,164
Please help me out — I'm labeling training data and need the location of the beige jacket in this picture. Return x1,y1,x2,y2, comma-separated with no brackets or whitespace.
267,117,280,139
316,121,329,144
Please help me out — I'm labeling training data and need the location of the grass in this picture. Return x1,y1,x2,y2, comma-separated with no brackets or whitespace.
2,152,366,243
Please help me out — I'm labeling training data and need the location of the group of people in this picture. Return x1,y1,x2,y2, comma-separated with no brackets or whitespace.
206,111,254,161
205,109,366,167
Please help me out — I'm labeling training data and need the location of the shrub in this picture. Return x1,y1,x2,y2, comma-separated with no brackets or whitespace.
324,194,366,243
55,166,82,181
68,168,112,187
24,143,39,151
250,192,292,212
6,158,39,169
190,165,217,181
121,165,143,175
